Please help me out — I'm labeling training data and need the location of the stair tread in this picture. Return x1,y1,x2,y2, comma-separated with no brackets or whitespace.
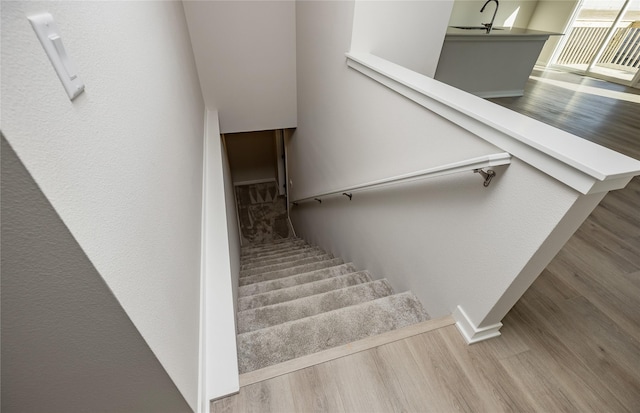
238,271,371,311
241,239,306,256
239,258,344,286
247,237,300,247
237,279,394,334
240,254,334,277
241,247,325,268
238,263,359,298
245,237,298,247
237,291,430,373
241,244,316,261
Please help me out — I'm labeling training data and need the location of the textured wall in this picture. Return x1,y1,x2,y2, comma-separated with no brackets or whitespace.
448,0,540,28
351,0,454,77
292,1,498,200
1,2,204,409
183,0,297,134
290,0,585,329
1,136,192,413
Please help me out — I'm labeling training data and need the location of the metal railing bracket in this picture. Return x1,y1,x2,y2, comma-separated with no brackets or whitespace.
474,168,496,187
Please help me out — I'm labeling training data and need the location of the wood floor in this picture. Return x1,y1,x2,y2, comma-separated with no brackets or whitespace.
489,68,640,160
213,71,640,412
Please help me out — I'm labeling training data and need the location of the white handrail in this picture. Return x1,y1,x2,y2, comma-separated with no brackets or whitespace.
345,51,640,195
291,153,511,204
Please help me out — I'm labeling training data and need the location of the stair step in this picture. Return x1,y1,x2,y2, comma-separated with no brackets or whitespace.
239,258,344,286
237,291,430,373
237,279,394,334
241,239,306,257
241,244,321,264
241,244,318,264
240,254,333,278
241,248,326,270
245,236,298,248
239,263,358,298
238,271,371,311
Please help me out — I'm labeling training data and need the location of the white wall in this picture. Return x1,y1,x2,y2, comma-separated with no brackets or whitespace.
293,1,496,200
201,111,240,403
448,0,540,28
225,130,277,185
183,0,297,134
351,0,454,77
2,136,193,413
1,2,204,410
222,136,241,309
527,0,579,65
290,0,620,337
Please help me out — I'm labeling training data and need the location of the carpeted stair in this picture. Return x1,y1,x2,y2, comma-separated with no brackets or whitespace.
237,238,430,374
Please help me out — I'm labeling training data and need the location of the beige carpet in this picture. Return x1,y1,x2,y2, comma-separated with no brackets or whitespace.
236,239,430,374
235,182,291,245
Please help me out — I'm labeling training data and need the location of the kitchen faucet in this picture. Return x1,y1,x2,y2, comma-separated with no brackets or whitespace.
480,0,499,34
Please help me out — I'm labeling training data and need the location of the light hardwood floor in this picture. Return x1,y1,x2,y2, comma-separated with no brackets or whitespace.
213,71,640,412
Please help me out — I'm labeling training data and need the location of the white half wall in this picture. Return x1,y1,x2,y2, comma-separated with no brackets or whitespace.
290,0,640,342
1,2,204,409
201,111,240,404
183,0,297,134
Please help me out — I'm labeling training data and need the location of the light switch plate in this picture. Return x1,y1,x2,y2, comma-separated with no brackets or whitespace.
28,13,85,100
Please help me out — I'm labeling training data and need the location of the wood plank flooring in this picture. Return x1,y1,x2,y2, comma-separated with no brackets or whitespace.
489,68,640,160
213,71,640,412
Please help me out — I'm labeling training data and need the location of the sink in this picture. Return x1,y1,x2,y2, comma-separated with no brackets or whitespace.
450,26,504,30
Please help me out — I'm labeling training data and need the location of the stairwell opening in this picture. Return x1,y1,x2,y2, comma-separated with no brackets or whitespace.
223,129,295,246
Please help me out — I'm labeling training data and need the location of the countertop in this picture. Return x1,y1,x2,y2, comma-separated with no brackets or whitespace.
445,26,563,38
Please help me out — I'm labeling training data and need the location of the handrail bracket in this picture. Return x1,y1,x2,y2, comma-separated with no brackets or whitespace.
291,153,510,204
474,168,496,187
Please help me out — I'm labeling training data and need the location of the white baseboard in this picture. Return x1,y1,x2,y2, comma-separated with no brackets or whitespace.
233,178,276,187
453,305,502,344
287,216,297,238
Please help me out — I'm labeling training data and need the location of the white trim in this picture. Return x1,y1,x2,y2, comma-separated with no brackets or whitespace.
288,216,297,238
345,52,640,195
293,153,511,203
197,110,208,413
276,130,286,196
221,134,244,248
284,129,292,218
210,391,239,403
233,178,277,187
202,110,239,404
453,306,503,344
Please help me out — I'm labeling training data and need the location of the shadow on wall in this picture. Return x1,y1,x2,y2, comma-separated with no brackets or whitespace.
0,135,191,413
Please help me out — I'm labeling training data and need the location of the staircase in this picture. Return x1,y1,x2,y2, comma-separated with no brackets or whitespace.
236,237,430,374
